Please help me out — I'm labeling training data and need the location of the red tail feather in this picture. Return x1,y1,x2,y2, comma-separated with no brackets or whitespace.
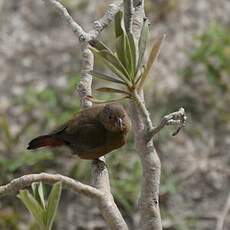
27,135,64,150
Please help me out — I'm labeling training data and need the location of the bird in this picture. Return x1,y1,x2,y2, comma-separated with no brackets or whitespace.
27,103,131,160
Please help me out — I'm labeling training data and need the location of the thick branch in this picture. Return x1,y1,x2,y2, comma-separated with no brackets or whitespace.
129,99,162,230
127,1,163,228
91,159,128,230
0,173,102,199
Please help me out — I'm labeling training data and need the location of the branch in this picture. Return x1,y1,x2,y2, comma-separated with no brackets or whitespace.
148,107,186,139
93,1,123,34
41,0,88,41
42,0,122,42
133,90,153,130
0,173,128,229
124,0,133,33
91,159,128,230
0,173,102,199
216,192,230,230
128,2,163,228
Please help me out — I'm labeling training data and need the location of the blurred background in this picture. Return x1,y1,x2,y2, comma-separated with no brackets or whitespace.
0,0,229,229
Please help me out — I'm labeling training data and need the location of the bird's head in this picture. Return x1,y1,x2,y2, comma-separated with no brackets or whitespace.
99,103,131,133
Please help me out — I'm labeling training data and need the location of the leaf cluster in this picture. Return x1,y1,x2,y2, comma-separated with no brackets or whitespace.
89,11,165,102
17,182,62,230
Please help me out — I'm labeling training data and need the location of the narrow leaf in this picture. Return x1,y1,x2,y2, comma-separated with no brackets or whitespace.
135,65,146,85
127,32,136,73
38,182,46,209
99,57,131,86
86,95,129,104
116,35,127,69
99,50,130,80
125,35,135,77
137,34,165,91
137,19,149,74
45,182,62,229
91,48,131,84
89,40,113,53
114,11,124,38
90,71,126,85
17,190,45,229
96,87,131,96
32,183,39,200
31,182,46,209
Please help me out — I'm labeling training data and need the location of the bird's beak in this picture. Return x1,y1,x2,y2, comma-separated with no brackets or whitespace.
116,118,123,129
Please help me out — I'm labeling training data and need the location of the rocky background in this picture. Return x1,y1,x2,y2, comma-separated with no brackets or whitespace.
0,0,229,229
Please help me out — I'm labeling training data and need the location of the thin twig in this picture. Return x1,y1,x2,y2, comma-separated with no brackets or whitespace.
93,1,123,34
148,107,186,139
133,90,153,130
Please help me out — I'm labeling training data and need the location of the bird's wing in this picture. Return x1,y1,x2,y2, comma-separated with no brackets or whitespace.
59,122,106,149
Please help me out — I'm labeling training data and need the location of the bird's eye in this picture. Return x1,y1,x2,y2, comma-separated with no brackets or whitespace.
109,115,112,119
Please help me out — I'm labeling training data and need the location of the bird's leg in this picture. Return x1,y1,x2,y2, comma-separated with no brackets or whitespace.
94,157,107,169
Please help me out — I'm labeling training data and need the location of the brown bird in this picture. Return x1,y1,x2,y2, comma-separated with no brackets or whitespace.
27,103,131,159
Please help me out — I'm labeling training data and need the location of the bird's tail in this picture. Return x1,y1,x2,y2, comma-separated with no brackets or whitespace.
27,134,64,150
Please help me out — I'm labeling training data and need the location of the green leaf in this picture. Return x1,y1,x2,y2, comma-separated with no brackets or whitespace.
91,48,131,85
31,182,46,209
114,11,124,38
116,34,136,78
90,71,126,85
45,182,62,229
96,87,131,96
99,57,131,86
135,65,146,85
116,34,127,69
125,34,135,78
138,34,165,91
89,40,113,53
17,190,45,229
99,50,130,79
86,95,129,104
127,32,136,74
38,183,46,209
137,19,149,74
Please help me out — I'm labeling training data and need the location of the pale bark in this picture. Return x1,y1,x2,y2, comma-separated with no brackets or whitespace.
128,2,185,226
126,1,162,229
